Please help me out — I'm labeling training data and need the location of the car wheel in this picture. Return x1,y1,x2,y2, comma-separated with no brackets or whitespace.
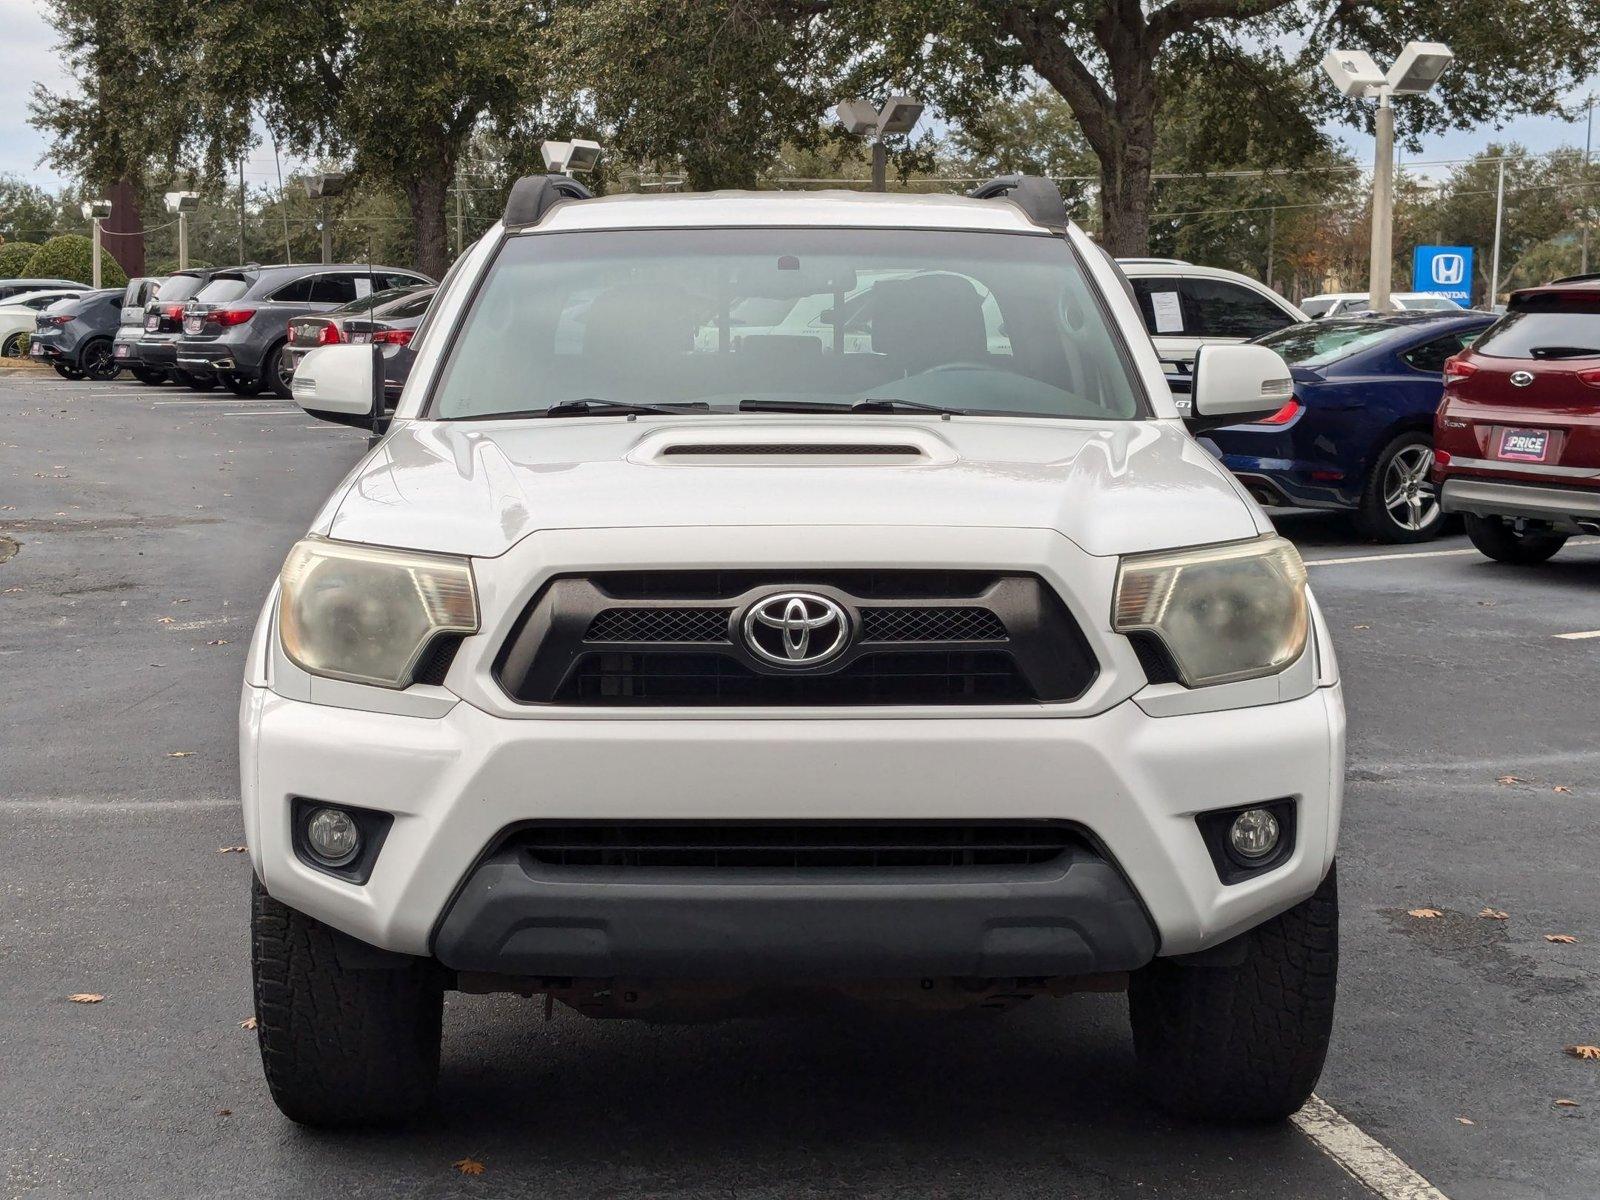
180,371,218,392
79,338,120,381
1,332,26,359
222,371,264,397
1464,514,1568,565
251,877,443,1127
130,367,166,386
52,362,84,380
1354,431,1443,543
265,342,294,399
1128,863,1337,1123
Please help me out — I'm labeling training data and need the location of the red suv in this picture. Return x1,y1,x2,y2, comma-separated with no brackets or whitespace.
1435,276,1600,563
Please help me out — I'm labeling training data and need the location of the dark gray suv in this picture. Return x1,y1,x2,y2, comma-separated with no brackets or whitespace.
175,263,431,396
28,289,125,380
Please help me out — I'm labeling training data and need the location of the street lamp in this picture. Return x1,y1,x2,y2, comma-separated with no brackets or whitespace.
541,139,603,177
304,172,349,264
164,192,200,271
81,199,112,288
1321,41,1453,312
834,95,925,192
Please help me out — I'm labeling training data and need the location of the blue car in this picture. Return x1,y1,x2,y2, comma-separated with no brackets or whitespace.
1206,311,1494,542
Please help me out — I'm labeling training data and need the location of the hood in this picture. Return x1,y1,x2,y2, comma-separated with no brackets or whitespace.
319,416,1267,559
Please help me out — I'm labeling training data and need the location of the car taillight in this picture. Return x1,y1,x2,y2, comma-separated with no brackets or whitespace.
370,328,413,346
1257,398,1302,426
1578,367,1600,389
1443,355,1477,384
163,303,185,320
210,308,256,327
317,323,343,346
38,315,70,327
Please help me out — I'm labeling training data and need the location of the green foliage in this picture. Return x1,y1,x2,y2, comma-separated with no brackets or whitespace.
0,175,64,242
21,234,127,288
0,242,42,276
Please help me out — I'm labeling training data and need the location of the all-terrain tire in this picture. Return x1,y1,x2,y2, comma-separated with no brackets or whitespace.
1128,863,1337,1123
1464,514,1567,565
251,877,444,1127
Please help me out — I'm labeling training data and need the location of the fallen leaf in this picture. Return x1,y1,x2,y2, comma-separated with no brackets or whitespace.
453,1159,485,1176
1352,624,1371,630
1554,785,1573,794
218,845,247,854
167,751,192,758
172,598,190,604
217,1109,232,1117
1479,908,1509,920
1565,1045,1600,1061
1408,907,1444,919
239,1016,257,1030
155,616,175,625
206,639,231,646
2,587,21,594
1555,1098,1580,1108
1456,1117,1475,1125
1545,934,1578,944
68,993,104,1004
1497,775,1526,786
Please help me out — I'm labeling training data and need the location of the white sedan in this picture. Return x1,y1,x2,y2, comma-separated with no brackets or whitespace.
0,289,88,358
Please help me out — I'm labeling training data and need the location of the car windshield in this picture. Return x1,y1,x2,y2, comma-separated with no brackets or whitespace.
429,228,1146,421
1256,320,1399,367
1472,301,1600,359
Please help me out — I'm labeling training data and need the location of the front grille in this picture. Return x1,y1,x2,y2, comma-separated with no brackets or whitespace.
496,571,1098,707
559,650,1029,705
859,606,1006,642
514,822,1080,869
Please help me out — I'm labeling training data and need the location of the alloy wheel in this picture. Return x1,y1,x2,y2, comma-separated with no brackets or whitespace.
1381,444,1439,532
1,333,25,359
81,341,118,381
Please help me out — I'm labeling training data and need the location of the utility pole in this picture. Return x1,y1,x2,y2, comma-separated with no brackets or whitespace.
237,157,246,264
1489,157,1506,305
1582,93,1595,275
82,201,111,288
1368,94,1395,311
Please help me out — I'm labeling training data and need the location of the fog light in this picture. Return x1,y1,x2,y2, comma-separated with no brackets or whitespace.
305,807,361,866
1229,808,1281,860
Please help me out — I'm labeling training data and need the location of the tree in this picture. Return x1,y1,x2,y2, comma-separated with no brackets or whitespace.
22,234,128,289
0,176,64,244
0,244,43,276
840,0,1600,255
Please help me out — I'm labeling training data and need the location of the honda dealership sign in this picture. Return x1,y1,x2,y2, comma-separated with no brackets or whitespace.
1412,245,1474,307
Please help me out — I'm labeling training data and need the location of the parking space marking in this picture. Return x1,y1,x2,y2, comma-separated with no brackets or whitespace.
219,410,301,417
1306,538,1597,568
1294,1096,1450,1199
1554,629,1600,640
0,796,236,812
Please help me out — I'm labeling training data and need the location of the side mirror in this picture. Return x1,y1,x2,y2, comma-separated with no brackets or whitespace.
1185,343,1293,433
291,343,390,436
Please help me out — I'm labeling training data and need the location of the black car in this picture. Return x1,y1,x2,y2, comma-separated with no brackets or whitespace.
133,268,234,391
28,289,125,380
284,285,435,402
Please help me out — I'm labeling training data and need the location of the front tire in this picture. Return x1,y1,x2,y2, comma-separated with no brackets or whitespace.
251,877,444,1127
1129,864,1337,1123
1464,514,1567,564
1354,431,1443,543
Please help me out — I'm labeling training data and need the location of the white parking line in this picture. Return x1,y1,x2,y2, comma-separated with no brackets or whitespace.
219,410,300,417
1293,1095,1450,1199
1306,538,1598,568
1554,629,1600,640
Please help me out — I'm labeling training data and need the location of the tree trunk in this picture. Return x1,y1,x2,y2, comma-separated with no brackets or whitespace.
405,164,451,279
1096,141,1153,256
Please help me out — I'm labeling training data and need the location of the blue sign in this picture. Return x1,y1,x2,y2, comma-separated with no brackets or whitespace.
1412,245,1474,307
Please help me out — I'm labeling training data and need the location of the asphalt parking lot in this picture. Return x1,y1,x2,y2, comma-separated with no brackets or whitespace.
2,365,1597,1200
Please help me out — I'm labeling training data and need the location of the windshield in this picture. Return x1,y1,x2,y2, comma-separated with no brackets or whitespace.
1257,320,1398,367
429,228,1146,421
195,276,250,303
1473,302,1600,359
156,274,207,304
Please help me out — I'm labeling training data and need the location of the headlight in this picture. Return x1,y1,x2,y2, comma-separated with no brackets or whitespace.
1113,535,1308,687
278,538,478,688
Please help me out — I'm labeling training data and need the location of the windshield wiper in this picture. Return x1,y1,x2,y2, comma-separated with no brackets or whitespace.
738,398,967,416
450,399,710,420
1527,345,1600,360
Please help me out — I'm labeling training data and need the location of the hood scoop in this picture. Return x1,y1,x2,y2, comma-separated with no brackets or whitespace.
632,424,958,467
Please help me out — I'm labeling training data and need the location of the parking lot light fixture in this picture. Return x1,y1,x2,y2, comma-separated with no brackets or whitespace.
164,192,200,270
1321,41,1452,314
541,139,603,177
834,96,926,192
81,199,112,288
304,172,349,264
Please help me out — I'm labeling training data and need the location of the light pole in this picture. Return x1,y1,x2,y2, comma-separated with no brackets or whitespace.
81,199,112,288
834,96,925,192
164,192,199,270
304,172,349,264
1321,42,1453,312
1581,93,1595,275
540,140,603,178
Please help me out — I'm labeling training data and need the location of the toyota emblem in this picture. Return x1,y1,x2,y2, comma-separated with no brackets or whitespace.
742,592,850,668
1510,370,1534,388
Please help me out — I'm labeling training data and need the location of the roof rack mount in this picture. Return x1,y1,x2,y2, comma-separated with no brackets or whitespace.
967,174,1069,232
503,174,593,230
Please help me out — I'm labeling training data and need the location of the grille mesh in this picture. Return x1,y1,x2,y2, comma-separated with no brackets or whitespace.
585,607,732,643
860,606,1007,642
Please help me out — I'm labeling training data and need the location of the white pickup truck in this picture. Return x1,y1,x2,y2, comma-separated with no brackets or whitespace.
243,174,1344,1129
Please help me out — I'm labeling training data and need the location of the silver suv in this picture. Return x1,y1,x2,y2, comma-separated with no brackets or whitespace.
175,263,431,396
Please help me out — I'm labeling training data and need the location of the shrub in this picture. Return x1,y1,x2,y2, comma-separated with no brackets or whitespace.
21,234,127,289
0,241,41,276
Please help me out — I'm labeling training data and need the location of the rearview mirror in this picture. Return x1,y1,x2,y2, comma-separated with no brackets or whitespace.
1185,343,1293,433
291,344,388,435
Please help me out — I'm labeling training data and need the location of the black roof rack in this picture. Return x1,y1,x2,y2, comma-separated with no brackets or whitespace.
503,174,593,230
967,174,1069,232
1549,272,1600,286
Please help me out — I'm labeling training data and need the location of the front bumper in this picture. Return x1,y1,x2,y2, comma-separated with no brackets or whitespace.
243,680,1344,970
1441,477,1600,532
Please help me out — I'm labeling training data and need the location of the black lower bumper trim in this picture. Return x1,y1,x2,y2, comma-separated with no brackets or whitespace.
432,841,1157,980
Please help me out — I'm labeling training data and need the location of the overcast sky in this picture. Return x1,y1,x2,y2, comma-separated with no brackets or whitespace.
3,0,1596,195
